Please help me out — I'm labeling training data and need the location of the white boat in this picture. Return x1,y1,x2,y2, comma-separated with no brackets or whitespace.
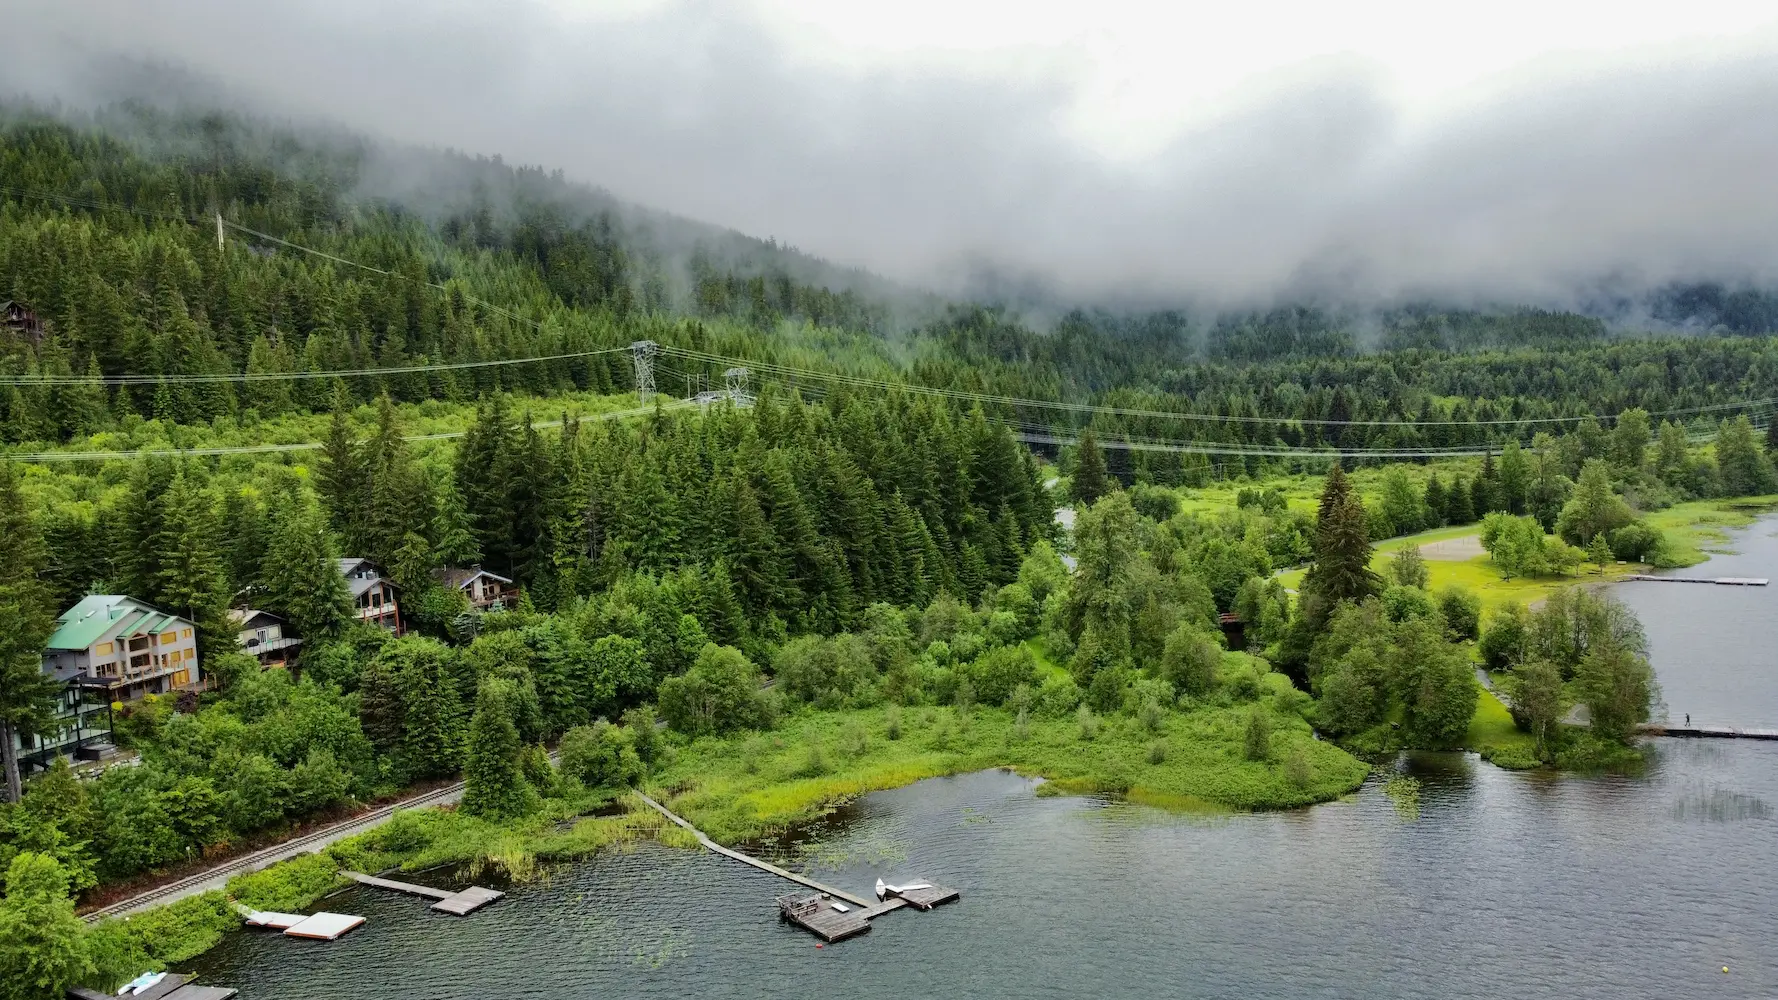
875,878,886,899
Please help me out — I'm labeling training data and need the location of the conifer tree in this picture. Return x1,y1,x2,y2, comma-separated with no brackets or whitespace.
1423,473,1447,527
461,678,536,819
0,462,58,803
149,471,233,658
315,387,363,547
1072,428,1110,506
1305,464,1380,609
429,471,481,567
1446,473,1476,525
260,493,351,640
396,639,464,779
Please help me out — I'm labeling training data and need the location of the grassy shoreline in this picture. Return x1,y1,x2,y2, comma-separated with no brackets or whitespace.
109,691,1369,972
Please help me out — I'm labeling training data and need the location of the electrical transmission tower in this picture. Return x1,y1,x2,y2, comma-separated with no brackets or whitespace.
724,366,752,403
630,340,658,404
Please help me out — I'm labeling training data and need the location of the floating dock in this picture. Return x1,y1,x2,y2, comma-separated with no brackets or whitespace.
632,790,959,943
343,871,505,915
774,881,960,942
282,912,366,940
1625,575,1768,586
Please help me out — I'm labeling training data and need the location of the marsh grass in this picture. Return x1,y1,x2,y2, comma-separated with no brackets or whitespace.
653,697,1370,844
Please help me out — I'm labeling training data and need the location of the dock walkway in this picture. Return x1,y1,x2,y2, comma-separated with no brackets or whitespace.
632,791,872,907
1625,575,1768,586
343,871,505,915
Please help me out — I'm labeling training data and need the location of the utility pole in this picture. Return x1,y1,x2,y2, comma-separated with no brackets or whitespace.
630,340,658,405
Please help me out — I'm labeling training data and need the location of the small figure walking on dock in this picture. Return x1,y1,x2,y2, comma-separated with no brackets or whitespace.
1686,713,1690,726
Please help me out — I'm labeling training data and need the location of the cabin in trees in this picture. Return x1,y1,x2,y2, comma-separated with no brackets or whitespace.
0,299,44,343
339,558,402,632
230,608,302,666
432,565,516,612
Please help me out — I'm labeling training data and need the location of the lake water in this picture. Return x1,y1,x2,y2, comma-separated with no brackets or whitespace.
1612,513,1778,728
186,520,1778,999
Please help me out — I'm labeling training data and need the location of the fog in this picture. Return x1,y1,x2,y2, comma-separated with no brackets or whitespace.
6,1,1778,311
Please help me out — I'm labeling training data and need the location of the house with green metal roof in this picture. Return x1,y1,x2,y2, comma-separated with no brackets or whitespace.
15,596,205,775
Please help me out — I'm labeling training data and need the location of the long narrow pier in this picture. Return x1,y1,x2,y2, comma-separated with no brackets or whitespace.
632,791,873,907
343,871,505,915
1641,724,1778,740
1625,575,1769,586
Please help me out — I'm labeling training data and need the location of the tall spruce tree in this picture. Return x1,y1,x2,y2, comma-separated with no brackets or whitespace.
150,471,233,658
1072,428,1110,506
461,678,536,819
259,493,351,641
1305,464,1380,609
315,386,364,548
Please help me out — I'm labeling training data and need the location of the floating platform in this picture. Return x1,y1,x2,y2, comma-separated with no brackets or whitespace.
778,892,872,942
344,871,505,915
883,881,961,911
431,885,505,915
283,912,366,940
1625,575,1768,586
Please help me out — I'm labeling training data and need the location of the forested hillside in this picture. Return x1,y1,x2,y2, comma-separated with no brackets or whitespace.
2,98,1777,999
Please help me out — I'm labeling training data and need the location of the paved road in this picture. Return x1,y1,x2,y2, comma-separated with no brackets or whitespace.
83,780,467,922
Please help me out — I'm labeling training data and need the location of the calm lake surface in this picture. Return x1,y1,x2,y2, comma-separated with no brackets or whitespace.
1613,513,1778,728
188,520,1778,999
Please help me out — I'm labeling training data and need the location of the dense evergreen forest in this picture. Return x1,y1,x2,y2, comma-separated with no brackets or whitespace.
0,100,1775,999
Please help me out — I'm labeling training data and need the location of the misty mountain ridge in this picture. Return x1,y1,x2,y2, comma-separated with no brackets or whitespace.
3,91,1775,359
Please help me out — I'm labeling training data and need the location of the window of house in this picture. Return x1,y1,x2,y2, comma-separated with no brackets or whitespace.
182,628,192,639
96,642,114,655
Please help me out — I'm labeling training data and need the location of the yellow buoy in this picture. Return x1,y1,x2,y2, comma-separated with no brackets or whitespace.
1722,966,1729,974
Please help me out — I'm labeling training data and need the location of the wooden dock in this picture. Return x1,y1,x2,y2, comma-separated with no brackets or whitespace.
343,871,505,915
1641,724,1778,740
1625,575,1769,586
632,790,959,942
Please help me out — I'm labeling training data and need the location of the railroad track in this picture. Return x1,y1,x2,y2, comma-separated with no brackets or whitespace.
83,780,466,922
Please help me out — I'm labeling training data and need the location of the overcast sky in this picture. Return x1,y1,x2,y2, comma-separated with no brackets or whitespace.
7,1,1778,307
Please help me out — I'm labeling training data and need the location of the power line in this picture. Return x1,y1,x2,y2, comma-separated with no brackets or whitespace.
665,344,1777,431
0,346,631,387
4,400,692,464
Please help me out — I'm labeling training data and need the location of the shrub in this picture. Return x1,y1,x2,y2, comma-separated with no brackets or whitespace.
1035,675,1082,718
1437,586,1482,641
962,644,1039,706
1380,585,1437,623
1159,624,1221,697
558,721,643,789
1076,703,1099,741
1608,521,1665,563
657,644,771,737
1243,710,1272,761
